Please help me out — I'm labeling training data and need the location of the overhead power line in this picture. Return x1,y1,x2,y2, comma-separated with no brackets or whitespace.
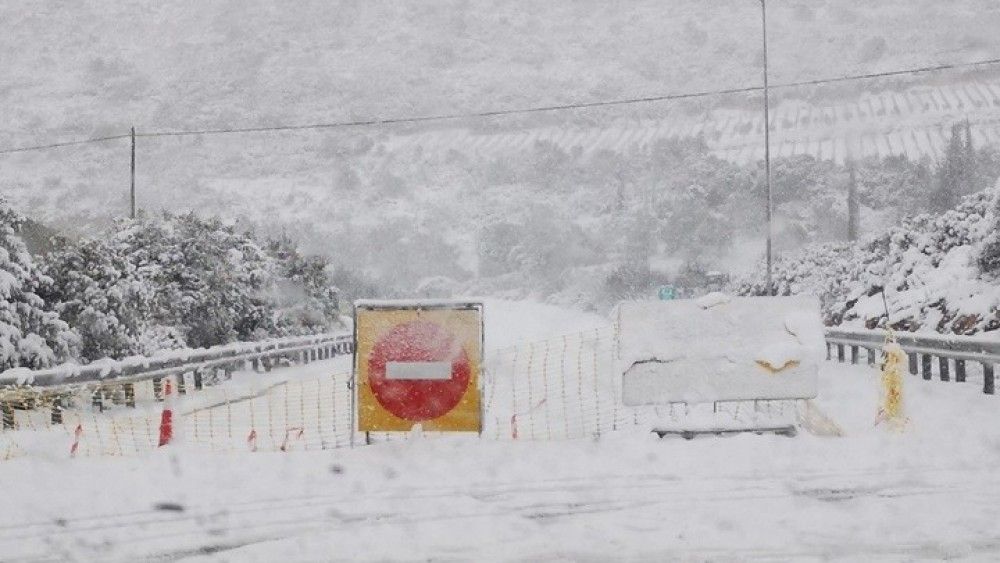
2,54,1000,155
134,84,764,139
0,134,131,155
776,56,1000,90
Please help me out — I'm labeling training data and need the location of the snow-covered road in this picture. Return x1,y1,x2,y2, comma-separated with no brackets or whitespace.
1,359,998,562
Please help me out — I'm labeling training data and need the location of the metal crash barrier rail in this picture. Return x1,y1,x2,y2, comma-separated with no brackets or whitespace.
824,328,999,395
0,333,354,428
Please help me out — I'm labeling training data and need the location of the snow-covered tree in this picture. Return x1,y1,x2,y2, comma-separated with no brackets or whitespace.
930,123,967,212
977,185,1000,276
0,200,78,369
264,235,341,333
41,211,343,361
38,236,153,361
847,161,859,241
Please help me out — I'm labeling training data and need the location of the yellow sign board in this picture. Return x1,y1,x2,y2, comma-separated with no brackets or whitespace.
354,302,483,433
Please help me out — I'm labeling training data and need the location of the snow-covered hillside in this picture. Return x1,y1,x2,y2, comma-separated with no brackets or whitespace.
736,183,1000,334
4,0,999,144
3,0,1000,230
386,78,1000,165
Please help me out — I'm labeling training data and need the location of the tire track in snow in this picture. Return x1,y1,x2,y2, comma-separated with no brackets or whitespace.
1,467,992,562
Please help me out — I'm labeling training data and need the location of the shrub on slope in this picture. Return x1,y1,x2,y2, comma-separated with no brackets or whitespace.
735,185,1000,335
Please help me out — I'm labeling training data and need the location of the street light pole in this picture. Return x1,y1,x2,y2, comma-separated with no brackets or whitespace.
760,0,774,295
130,126,136,220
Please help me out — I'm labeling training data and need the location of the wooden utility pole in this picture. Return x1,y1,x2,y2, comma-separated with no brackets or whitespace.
760,0,774,294
130,126,136,219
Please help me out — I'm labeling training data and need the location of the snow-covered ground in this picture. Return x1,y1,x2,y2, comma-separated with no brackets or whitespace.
0,299,998,561
477,298,607,348
1,361,998,562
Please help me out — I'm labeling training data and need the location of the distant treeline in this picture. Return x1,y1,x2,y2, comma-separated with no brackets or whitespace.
326,121,1000,309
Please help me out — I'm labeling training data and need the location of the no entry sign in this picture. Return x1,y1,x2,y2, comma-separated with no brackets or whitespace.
354,301,483,433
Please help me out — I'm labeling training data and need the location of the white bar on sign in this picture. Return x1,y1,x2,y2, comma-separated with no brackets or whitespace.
386,361,452,380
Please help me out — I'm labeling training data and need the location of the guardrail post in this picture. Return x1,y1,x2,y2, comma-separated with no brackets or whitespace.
176,372,187,395
153,378,163,401
2,402,15,429
921,355,932,380
51,396,63,424
955,360,966,383
251,357,260,372
124,383,135,407
984,364,995,395
938,357,950,382
91,389,104,412
836,344,844,363
908,353,918,375
850,346,859,364
866,347,876,366
193,369,203,390
263,356,272,372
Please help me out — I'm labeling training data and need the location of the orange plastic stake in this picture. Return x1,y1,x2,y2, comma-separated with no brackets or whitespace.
157,379,174,447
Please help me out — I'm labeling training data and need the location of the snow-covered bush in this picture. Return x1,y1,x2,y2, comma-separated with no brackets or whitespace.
0,199,78,369
976,188,1000,276
264,235,341,334
734,185,1000,334
40,212,343,361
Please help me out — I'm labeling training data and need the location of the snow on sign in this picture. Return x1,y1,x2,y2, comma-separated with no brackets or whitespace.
615,294,824,405
354,300,483,433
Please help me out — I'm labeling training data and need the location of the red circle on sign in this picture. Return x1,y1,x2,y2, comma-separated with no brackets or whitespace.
368,320,471,421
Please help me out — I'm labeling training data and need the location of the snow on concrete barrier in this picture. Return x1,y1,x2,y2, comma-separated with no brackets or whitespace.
615,294,825,405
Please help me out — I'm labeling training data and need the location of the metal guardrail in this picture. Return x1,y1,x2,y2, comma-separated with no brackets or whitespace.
0,332,355,428
824,328,998,395
0,333,354,388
